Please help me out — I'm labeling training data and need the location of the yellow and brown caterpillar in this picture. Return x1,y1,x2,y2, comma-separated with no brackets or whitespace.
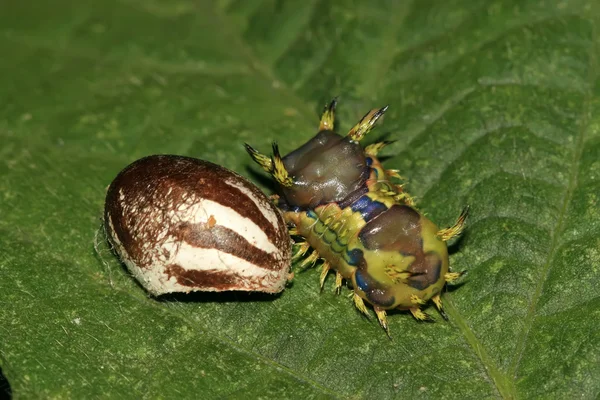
246,99,468,334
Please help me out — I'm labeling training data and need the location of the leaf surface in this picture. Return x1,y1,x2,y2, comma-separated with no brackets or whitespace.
1,0,599,398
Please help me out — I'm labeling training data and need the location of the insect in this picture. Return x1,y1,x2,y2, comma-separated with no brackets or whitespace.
104,155,292,296
245,99,468,334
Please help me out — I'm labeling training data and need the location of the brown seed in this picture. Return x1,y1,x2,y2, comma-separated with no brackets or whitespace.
104,155,292,296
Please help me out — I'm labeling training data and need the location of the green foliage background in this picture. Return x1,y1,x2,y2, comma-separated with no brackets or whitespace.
1,0,599,398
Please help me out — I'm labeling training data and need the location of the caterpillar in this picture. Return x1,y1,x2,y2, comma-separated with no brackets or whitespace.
245,99,468,334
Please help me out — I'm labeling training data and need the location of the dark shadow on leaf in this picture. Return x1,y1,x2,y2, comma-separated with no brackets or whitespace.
372,132,395,144
368,133,397,163
155,290,283,304
447,232,469,294
244,166,278,194
0,368,12,400
377,154,395,163
448,227,469,255
445,279,468,293
383,308,438,324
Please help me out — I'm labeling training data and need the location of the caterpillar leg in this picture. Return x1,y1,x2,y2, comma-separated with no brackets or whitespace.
319,98,337,131
299,249,319,269
353,293,370,317
410,307,434,322
319,261,331,289
385,169,405,180
432,294,449,321
244,143,272,173
365,140,395,157
444,270,466,284
437,206,470,241
410,294,426,306
394,191,417,207
347,106,388,142
271,143,294,187
292,242,310,260
374,307,390,337
244,142,294,188
334,271,343,294
354,295,392,336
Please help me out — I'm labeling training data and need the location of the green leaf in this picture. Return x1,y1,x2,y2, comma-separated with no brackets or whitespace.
1,0,599,398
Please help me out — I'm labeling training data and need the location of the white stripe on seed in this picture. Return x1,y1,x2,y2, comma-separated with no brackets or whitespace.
224,178,280,230
134,243,282,294
171,243,274,277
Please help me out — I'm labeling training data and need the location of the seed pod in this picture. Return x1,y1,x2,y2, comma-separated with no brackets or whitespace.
104,155,292,296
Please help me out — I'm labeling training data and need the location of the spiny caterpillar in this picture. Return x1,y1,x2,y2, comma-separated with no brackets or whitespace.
245,99,468,335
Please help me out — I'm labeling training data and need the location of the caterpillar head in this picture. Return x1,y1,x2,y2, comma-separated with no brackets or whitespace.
245,100,387,210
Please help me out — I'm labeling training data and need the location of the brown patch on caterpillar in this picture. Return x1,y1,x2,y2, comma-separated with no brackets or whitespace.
280,131,369,208
358,205,422,253
406,252,442,291
358,205,442,290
